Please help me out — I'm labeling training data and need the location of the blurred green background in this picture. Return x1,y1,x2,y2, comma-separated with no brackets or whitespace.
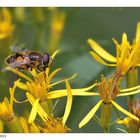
1,7,140,133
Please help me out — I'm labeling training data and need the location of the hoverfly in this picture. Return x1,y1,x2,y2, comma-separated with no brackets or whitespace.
5,46,52,72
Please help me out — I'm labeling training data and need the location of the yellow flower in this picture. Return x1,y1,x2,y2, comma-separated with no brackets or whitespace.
0,97,14,121
78,74,140,128
20,117,40,133
40,117,70,133
0,84,15,121
26,80,72,132
46,72,140,129
25,80,97,130
48,9,66,53
51,10,65,35
0,8,14,39
8,66,76,102
88,22,140,76
5,50,76,102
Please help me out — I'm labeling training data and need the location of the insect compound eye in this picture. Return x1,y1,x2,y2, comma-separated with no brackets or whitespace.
42,53,50,66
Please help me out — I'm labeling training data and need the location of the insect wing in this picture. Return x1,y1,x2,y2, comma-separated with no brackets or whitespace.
8,59,30,68
10,46,23,53
10,45,28,53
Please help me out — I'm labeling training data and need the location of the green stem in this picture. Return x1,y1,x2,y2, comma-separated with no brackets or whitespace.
100,102,112,133
126,68,138,109
93,115,101,126
126,67,139,132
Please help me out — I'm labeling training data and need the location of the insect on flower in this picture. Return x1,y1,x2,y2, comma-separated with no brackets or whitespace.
5,46,52,72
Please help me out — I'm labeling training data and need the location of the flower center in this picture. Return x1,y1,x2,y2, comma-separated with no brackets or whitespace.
40,117,70,133
97,73,121,104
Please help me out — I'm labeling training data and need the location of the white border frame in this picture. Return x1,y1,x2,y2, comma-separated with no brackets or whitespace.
0,0,140,7
1,133,140,140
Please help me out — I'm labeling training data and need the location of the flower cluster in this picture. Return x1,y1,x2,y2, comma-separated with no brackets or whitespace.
1,8,140,133
88,22,140,76
1,51,76,132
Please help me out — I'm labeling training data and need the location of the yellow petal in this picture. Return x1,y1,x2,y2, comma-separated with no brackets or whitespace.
117,120,124,124
90,51,116,66
136,63,140,66
51,50,60,60
63,81,73,125
120,85,140,93
122,33,128,44
88,39,116,62
4,66,33,82
111,100,139,121
49,73,77,88
10,87,28,103
117,117,132,126
20,117,29,133
48,68,62,81
117,89,140,97
30,69,38,78
79,100,103,128
9,83,16,107
4,97,10,108
112,38,122,61
50,81,96,93
9,80,28,104
47,90,99,99
14,80,28,90
30,122,40,133
68,82,97,92
26,92,48,121
28,99,39,123
136,22,140,42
